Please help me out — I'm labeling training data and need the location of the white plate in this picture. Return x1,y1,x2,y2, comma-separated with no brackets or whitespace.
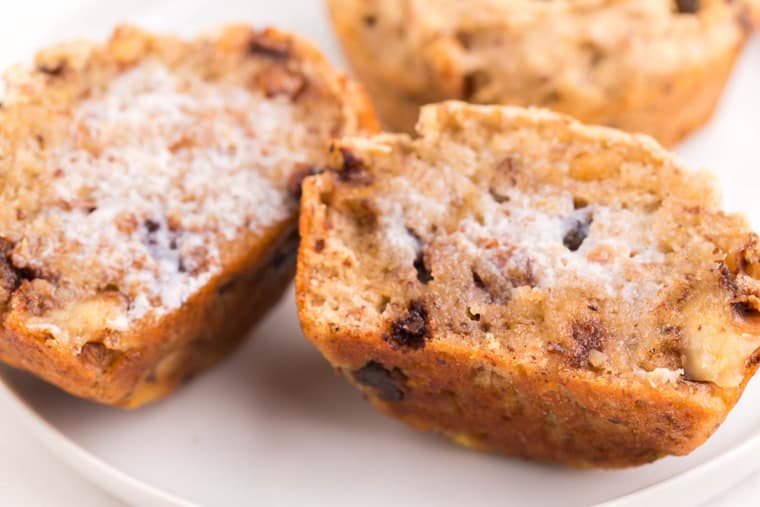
1,2,760,506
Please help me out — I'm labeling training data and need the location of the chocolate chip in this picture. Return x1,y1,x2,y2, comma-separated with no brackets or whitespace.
472,270,487,290
570,319,606,368
463,73,478,100
347,199,379,230
270,229,299,270
271,245,297,270
144,219,161,233
384,300,430,350
37,61,65,76
413,251,433,284
337,148,373,185
573,196,589,209
563,212,593,252
259,66,306,99
489,188,510,204
407,229,433,284
462,70,490,101
362,14,378,27
248,32,291,60
353,361,406,401
733,302,760,320
675,0,700,13
287,165,324,199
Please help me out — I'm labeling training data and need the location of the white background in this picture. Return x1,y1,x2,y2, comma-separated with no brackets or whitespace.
0,1,759,505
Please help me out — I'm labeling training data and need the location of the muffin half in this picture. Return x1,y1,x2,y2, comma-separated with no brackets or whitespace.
297,102,760,467
0,25,376,407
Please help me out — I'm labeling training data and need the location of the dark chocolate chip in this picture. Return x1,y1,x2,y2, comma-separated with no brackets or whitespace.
462,70,490,101
353,361,406,401
463,73,478,100
563,213,593,252
347,199,379,230
144,219,161,233
406,228,433,284
37,62,65,76
573,196,589,210
489,188,510,204
472,270,487,290
733,302,760,320
362,14,378,27
287,165,324,199
259,66,307,99
248,32,291,60
271,229,300,270
271,246,297,270
413,250,433,284
337,148,373,185
384,300,430,350
675,0,700,14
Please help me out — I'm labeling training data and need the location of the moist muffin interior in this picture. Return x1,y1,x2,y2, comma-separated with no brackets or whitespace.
303,103,760,390
0,27,349,353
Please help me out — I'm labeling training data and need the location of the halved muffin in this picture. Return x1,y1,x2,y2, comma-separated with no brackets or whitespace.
297,102,760,467
0,25,376,407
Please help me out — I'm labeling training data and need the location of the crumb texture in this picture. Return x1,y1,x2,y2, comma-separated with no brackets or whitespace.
297,103,760,466
0,25,374,405
328,0,760,144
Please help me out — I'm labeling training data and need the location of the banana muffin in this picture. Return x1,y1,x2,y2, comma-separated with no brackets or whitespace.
296,102,760,467
328,0,760,146
0,25,376,407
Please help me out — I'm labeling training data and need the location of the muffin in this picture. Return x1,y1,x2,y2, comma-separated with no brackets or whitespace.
296,101,760,467
327,0,760,146
0,25,376,407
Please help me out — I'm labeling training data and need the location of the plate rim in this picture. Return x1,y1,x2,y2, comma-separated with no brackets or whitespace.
0,374,194,507
2,370,760,507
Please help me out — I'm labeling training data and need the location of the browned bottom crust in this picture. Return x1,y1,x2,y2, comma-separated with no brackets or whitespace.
0,221,298,408
305,333,744,468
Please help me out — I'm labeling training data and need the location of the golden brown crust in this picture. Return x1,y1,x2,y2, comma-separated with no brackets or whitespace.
0,25,377,407
328,0,758,146
296,102,760,467
0,222,298,407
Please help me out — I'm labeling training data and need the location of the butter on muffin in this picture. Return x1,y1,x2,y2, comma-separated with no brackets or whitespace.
296,102,760,467
328,0,759,146
0,25,376,407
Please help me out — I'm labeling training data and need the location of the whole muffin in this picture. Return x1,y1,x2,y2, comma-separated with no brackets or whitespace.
327,0,759,146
